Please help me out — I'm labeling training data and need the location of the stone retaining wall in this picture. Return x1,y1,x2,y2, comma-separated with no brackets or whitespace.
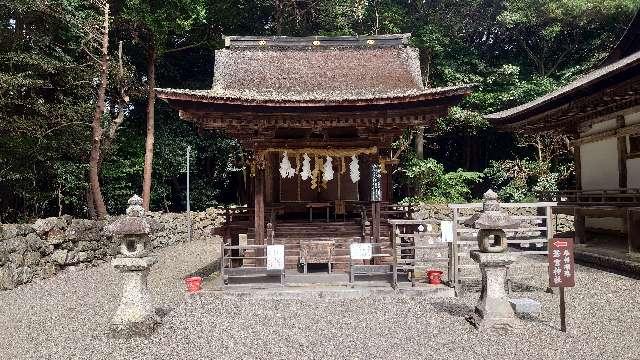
0,209,224,290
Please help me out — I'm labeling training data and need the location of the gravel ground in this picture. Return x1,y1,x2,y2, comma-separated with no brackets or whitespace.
0,241,638,360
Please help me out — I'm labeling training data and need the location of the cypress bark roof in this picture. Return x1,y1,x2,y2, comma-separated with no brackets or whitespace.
157,34,473,106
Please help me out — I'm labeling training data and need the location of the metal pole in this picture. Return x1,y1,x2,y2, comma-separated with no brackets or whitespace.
187,146,192,242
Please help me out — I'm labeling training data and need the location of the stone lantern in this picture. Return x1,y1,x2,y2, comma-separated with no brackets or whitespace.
105,195,159,337
465,190,520,331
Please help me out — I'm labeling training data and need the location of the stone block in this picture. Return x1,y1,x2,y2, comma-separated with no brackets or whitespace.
76,251,94,263
25,233,45,251
0,243,8,266
8,252,24,267
94,247,108,259
0,264,15,290
23,251,41,267
14,267,33,285
65,219,103,242
509,298,541,317
51,249,68,265
77,241,99,251
46,228,66,245
41,245,54,256
33,217,66,236
40,262,58,279
5,237,27,254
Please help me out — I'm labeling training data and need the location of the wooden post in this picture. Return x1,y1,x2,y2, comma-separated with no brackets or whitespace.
574,208,585,245
559,287,567,332
255,168,265,264
372,202,381,243
617,116,628,189
628,208,640,254
451,208,459,295
574,144,582,191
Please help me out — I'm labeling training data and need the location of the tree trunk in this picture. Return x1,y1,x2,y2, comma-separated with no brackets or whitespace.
142,41,156,211
87,2,110,219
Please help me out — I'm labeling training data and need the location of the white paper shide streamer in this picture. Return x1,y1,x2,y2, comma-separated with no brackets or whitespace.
349,155,360,183
300,153,312,180
279,152,295,178
322,156,334,181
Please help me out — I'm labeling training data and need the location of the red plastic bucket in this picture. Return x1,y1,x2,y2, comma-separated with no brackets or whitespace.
426,270,443,285
185,276,202,294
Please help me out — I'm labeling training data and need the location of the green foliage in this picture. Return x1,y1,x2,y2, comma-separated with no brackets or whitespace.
403,158,483,203
484,158,574,202
0,0,637,221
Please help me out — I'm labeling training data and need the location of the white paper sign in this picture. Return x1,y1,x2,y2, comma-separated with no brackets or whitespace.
441,221,453,243
350,243,373,260
267,245,284,270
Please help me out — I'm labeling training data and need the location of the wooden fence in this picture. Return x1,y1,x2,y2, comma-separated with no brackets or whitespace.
220,242,285,286
450,202,557,294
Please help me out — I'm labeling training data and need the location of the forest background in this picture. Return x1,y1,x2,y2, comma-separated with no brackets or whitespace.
1,0,638,222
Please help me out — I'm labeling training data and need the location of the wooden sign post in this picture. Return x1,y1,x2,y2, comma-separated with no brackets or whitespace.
548,237,576,332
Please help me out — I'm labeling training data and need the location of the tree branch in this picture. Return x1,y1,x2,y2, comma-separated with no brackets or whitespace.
164,41,207,54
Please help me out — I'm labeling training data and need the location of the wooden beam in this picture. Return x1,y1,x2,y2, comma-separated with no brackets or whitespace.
570,123,640,146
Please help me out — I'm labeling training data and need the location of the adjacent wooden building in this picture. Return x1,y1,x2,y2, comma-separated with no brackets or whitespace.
487,17,640,261
157,34,472,272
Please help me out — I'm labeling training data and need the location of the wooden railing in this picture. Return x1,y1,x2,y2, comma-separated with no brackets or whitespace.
538,189,640,206
220,242,284,286
389,219,450,289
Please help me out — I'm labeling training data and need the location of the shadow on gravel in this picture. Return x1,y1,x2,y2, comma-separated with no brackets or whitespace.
186,260,220,279
430,301,474,318
508,281,547,293
156,306,173,319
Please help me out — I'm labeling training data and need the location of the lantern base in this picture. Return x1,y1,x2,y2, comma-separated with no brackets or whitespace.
467,251,518,332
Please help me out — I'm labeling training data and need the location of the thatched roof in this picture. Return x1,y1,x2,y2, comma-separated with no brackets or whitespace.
157,34,473,107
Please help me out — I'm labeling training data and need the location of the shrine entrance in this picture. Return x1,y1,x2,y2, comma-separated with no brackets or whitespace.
157,33,472,279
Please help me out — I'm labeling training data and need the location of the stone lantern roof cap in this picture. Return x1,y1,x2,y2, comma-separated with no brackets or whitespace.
464,190,520,229
105,195,157,236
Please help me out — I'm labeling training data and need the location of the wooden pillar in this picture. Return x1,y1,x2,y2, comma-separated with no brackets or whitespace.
254,168,265,247
574,208,586,245
617,115,628,189
628,208,640,254
371,161,382,244
574,144,582,191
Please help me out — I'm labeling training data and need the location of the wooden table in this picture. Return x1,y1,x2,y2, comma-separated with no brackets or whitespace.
306,202,330,223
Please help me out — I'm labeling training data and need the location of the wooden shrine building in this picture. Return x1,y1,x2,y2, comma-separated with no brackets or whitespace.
487,15,640,264
157,34,472,272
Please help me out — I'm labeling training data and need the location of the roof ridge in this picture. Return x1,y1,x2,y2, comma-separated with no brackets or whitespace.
223,34,411,48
